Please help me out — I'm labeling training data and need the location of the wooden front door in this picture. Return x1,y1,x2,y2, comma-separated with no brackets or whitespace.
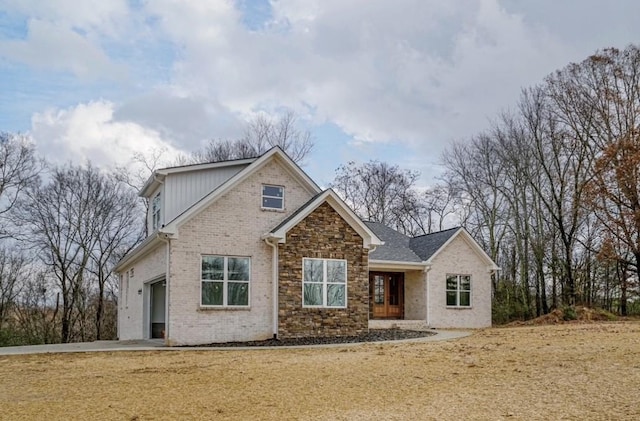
370,272,404,319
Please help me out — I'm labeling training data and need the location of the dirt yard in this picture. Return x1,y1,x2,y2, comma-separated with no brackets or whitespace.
1,322,639,420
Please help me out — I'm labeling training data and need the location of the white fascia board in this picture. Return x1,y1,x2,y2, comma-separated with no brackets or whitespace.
368,260,428,271
267,189,383,249
161,157,257,175
114,234,163,272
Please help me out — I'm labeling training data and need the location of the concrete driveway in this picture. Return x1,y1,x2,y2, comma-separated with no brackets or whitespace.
0,330,470,355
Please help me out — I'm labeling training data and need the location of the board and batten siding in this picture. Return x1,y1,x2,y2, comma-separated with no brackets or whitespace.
163,163,250,225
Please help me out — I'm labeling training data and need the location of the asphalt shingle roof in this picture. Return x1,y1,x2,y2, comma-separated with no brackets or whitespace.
364,221,422,262
409,227,461,261
364,221,461,263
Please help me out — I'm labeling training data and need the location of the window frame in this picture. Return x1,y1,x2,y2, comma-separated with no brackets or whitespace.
446,274,472,308
151,192,161,231
302,257,347,309
201,255,251,308
261,184,285,210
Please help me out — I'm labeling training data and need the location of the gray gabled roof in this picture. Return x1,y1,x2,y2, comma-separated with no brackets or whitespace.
269,191,325,234
364,221,422,263
364,221,462,264
266,190,383,249
409,227,461,261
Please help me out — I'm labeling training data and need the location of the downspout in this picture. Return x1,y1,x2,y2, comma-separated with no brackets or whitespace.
264,238,279,339
158,233,171,345
425,265,432,327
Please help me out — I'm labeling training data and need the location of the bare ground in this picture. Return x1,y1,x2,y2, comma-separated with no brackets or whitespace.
1,322,639,420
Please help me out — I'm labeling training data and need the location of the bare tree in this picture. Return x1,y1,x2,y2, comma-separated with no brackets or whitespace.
86,172,141,339
14,271,60,345
0,247,27,331
0,133,40,238
192,111,314,164
331,160,425,235
13,163,140,343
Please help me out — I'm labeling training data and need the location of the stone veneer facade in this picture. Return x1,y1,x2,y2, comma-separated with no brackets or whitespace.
277,202,369,338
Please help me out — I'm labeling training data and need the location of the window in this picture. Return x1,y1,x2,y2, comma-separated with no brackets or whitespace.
152,192,161,230
262,185,284,210
446,274,471,307
303,258,347,308
201,256,250,307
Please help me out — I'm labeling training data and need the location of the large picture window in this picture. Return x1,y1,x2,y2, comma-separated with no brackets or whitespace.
303,258,347,308
262,185,284,210
201,256,250,307
446,274,471,307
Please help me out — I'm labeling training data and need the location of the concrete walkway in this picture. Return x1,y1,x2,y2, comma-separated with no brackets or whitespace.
0,330,470,356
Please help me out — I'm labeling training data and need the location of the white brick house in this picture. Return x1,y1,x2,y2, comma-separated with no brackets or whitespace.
116,147,498,345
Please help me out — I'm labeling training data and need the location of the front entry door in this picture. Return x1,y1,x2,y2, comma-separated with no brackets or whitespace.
371,272,404,319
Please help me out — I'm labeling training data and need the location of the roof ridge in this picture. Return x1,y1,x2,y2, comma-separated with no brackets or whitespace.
410,226,461,239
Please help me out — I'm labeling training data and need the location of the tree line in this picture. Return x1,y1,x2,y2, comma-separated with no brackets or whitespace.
441,45,640,322
332,46,640,322
0,113,314,346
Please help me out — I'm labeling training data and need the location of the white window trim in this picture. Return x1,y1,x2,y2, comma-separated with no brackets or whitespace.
446,274,472,308
261,184,285,210
302,257,348,309
200,255,251,308
152,192,161,231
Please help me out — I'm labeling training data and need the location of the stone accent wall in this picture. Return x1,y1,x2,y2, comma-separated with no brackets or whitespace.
278,202,369,338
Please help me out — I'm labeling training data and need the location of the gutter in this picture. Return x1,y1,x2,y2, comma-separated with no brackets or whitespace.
158,234,172,345
264,237,279,339
425,264,432,327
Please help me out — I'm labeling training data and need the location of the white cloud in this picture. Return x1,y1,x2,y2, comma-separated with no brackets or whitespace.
0,19,126,80
141,0,574,152
4,0,640,185
29,101,184,169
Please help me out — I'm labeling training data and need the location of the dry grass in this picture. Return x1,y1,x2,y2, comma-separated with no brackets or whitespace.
1,322,640,420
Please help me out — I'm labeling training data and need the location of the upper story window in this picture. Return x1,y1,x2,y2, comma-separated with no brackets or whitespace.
446,274,471,307
262,185,284,210
303,258,347,308
152,192,161,231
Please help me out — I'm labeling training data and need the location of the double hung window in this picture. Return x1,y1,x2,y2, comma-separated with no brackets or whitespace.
446,274,471,307
303,258,347,308
201,256,250,307
262,185,284,210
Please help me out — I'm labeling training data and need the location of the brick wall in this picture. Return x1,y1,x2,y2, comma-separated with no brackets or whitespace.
427,233,492,328
404,270,426,320
277,202,369,338
118,243,166,340
167,158,314,345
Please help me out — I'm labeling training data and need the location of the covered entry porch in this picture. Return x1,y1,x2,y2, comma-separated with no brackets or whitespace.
368,264,427,322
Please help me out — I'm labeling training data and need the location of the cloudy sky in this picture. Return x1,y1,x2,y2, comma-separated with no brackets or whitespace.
1,0,639,186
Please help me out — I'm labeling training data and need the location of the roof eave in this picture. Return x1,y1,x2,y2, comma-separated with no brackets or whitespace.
114,234,164,272
369,259,428,271
267,189,383,249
